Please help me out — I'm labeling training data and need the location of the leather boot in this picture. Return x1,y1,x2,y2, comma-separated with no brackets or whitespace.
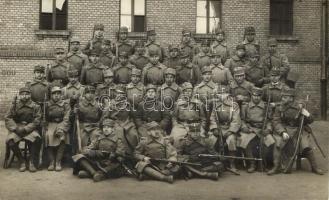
28,142,38,173
93,171,106,182
79,159,97,176
9,141,26,172
247,161,256,173
246,145,256,173
267,147,281,176
185,165,218,180
228,151,239,175
55,143,65,171
47,148,55,171
143,167,174,184
305,150,324,175
78,170,91,178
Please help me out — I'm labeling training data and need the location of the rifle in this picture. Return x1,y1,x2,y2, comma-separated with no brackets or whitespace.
74,96,82,153
39,93,48,167
283,95,309,173
198,154,262,161
259,89,271,172
150,158,202,167
100,151,138,177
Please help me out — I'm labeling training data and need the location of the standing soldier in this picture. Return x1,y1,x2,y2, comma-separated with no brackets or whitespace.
47,47,70,87
80,51,106,86
170,82,207,148
99,39,117,69
5,87,42,172
67,36,89,76
142,49,167,86
241,26,260,59
245,53,269,87
260,38,290,82
179,29,198,61
225,44,249,74
209,87,241,174
129,40,149,71
134,84,171,137
193,39,211,70
27,65,50,105
126,68,144,108
210,28,230,65
72,118,126,182
112,51,134,85
238,87,275,173
83,23,105,56
229,67,254,106
145,29,165,63
262,69,289,104
176,52,201,86
268,88,324,175
134,122,178,183
62,70,85,108
45,86,71,171
95,69,116,101
163,44,181,69
114,26,135,57
209,50,233,85
75,86,103,147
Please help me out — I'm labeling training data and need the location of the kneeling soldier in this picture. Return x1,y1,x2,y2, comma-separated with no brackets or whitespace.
5,87,42,172
72,119,125,182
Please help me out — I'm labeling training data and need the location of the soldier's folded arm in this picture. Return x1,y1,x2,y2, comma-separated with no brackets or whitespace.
133,142,146,161
4,105,18,132
24,104,42,134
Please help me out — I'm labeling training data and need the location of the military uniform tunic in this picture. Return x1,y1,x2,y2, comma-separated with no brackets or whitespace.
28,79,50,104
129,54,149,70
83,38,104,56
113,63,134,84
163,57,181,69
262,82,289,103
176,63,201,86
229,80,254,104
210,64,233,85
126,82,144,107
66,51,89,76
260,52,290,80
179,42,198,61
241,39,260,59
193,52,211,70
99,52,117,69
80,63,106,86
47,61,70,87
225,55,249,74
115,39,135,57
158,83,181,109
245,62,269,87
142,63,167,86
145,41,165,62
210,41,230,64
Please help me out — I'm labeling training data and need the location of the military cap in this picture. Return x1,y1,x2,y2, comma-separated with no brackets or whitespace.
201,39,210,47
67,70,79,77
115,85,126,94
281,87,296,97
146,121,161,130
131,68,142,76
102,118,115,127
89,50,100,56
215,85,230,94
103,69,114,77
267,38,278,46
168,44,179,52
244,26,256,35
164,68,176,76
85,86,96,93
70,36,80,43
180,52,190,58
181,82,193,91
287,71,299,83
119,26,129,33
201,66,212,74
19,87,31,94
251,87,263,96
119,51,129,58
55,47,65,54
215,28,225,35
233,67,245,75
51,86,62,93
103,39,111,45
236,44,246,51
34,65,45,73
145,84,157,92
270,69,281,76
147,29,156,36
210,50,221,57
135,40,145,47
148,48,159,56
94,23,104,31
182,29,192,36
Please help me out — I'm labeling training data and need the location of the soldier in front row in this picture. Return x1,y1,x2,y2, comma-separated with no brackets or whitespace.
5,87,42,172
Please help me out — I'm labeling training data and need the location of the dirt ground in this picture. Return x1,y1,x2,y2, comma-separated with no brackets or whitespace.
0,121,328,200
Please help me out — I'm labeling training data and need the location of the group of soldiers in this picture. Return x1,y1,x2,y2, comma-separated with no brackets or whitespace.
4,23,325,183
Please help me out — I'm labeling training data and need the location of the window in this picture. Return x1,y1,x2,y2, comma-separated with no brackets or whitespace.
196,0,221,34
40,0,68,30
270,0,293,35
120,0,146,32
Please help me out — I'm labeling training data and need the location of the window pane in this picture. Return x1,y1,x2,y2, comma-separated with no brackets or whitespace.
209,17,220,33
121,15,132,31
196,17,207,34
56,0,67,30
270,0,293,35
197,0,207,17
209,0,220,18
134,16,145,32
42,0,53,13
134,0,145,15
40,13,53,29
56,0,66,11
121,0,132,15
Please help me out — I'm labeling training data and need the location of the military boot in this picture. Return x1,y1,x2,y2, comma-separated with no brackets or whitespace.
205,172,219,180
28,142,38,173
93,171,107,182
47,148,55,171
29,160,37,173
305,150,324,175
267,147,281,176
246,145,256,173
247,161,256,173
79,159,97,178
143,167,174,184
78,170,91,179
55,143,65,172
228,151,239,175
9,142,26,172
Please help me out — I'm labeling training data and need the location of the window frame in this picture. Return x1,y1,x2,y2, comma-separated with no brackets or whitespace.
39,0,68,31
120,0,147,32
270,0,293,36
196,0,222,34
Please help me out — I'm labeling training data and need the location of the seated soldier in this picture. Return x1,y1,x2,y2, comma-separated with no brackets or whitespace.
47,47,70,87
45,86,71,171
268,88,324,175
238,87,275,173
134,122,179,183
245,53,270,88
5,87,42,172
229,67,254,106
72,119,125,182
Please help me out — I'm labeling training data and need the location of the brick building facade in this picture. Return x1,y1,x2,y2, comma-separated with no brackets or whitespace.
0,0,328,118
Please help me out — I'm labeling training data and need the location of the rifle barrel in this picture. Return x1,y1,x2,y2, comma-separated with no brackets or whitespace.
198,154,262,161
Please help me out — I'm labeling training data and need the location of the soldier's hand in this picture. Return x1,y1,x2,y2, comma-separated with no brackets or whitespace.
301,108,310,117
166,162,173,169
55,130,65,138
282,132,289,141
270,102,276,107
143,157,151,164
212,129,219,137
16,127,26,137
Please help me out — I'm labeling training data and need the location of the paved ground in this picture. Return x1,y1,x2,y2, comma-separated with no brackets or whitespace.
0,121,328,200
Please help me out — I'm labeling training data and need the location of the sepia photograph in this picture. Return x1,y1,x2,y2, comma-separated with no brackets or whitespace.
0,0,328,199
